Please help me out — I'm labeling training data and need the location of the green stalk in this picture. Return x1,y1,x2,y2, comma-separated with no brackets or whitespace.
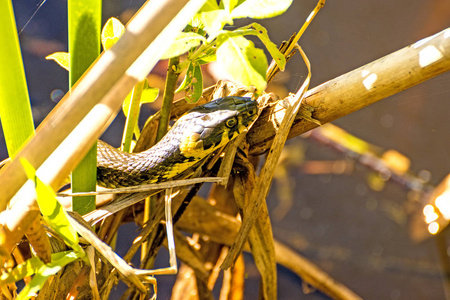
103,81,146,250
155,56,181,142
0,0,35,158
121,81,145,152
142,56,180,263
68,0,101,215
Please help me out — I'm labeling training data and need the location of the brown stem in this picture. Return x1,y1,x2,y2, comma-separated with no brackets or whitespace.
248,27,450,155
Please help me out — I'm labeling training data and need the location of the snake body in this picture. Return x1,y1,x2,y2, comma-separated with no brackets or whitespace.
97,96,258,188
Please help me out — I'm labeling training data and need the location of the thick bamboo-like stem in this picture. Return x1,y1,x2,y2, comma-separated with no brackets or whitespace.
248,27,450,155
0,0,206,255
0,0,193,207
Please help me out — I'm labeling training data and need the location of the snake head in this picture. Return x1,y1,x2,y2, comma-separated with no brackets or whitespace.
178,96,258,157
96,97,258,187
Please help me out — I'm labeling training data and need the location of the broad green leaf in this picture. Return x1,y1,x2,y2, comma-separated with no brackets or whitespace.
176,62,203,103
192,0,235,37
45,52,70,71
216,35,267,92
122,84,159,117
101,17,125,50
161,32,207,59
200,10,234,35
68,0,101,216
14,251,80,300
191,0,220,28
20,159,84,254
0,1,35,159
231,0,293,19
251,23,285,71
215,25,285,71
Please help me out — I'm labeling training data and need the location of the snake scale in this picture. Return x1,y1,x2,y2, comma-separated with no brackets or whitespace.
96,96,258,188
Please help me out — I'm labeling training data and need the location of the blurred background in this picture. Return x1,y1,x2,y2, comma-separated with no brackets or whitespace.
3,0,450,299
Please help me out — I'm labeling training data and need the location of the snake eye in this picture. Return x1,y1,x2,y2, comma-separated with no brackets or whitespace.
225,117,238,128
247,109,255,115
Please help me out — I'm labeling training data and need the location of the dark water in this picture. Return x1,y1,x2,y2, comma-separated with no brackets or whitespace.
3,0,450,299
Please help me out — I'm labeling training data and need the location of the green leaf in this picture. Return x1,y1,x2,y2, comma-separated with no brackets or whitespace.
69,0,101,216
20,159,84,254
189,63,203,103
193,0,233,35
199,0,220,12
192,0,219,28
45,52,70,71
196,49,217,65
13,251,80,300
161,32,207,59
251,23,285,71
214,24,285,71
0,251,78,285
216,35,267,92
176,62,193,92
176,62,203,103
68,0,101,86
0,1,35,159
201,10,234,35
222,0,239,12
122,84,159,117
101,17,125,50
231,0,293,19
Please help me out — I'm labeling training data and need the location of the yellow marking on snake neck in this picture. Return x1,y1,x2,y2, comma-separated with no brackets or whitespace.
179,131,205,157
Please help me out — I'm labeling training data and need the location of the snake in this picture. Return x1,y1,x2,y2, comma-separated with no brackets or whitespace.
96,96,258,188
